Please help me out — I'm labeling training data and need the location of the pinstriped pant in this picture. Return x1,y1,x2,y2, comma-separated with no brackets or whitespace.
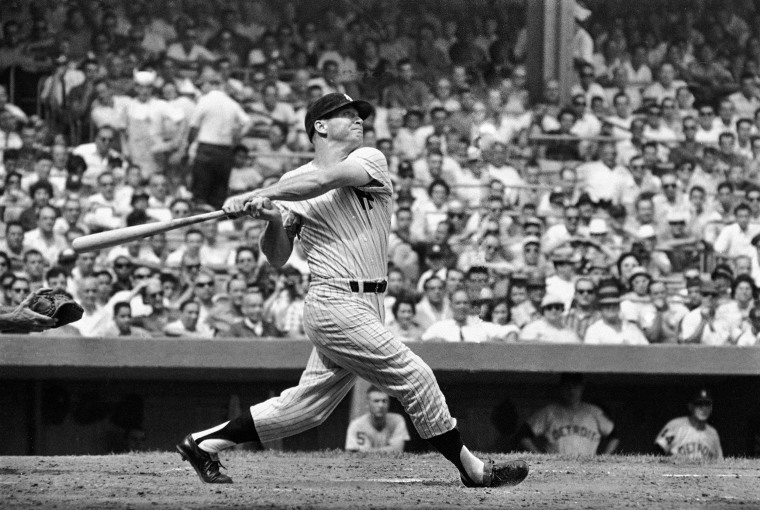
250,279,455,441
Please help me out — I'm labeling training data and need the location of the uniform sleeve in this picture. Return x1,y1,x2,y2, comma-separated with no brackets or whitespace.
654,419,678,454
592,405,615,437
526,405,550,437
347,147,392,195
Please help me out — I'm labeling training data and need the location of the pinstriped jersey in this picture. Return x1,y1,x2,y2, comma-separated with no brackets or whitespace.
275,147,393,281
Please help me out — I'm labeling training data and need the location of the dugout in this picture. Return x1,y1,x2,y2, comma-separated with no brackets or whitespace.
1,337,759,457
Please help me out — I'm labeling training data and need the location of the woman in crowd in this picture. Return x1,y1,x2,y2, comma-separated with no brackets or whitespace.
386,295,424,343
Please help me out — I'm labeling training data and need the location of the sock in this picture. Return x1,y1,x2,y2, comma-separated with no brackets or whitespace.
427,428,474,483
192,410,260,454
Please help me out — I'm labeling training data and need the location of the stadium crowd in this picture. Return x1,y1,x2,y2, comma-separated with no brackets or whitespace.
1,0,760,345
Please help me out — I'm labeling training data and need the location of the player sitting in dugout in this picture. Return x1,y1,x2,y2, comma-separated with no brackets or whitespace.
517,373,619,456
345,385,410,453
654,389,723,461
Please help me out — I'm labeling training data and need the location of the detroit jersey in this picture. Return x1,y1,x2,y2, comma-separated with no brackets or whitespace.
345,412,410,452
275,147,392,281
527,402,615,455
655,417,723,460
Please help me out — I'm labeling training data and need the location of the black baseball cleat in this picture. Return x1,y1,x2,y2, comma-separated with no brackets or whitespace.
176,434,233,484
460,459,529,488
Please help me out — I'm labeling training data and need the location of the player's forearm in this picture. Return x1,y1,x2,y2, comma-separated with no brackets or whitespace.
258,160,371,202
260,216,293,268
258,172,332,202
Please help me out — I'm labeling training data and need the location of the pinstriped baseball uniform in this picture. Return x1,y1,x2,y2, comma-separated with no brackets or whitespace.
248,146,456,441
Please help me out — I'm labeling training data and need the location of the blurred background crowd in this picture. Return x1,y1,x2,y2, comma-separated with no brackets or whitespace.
1,0,760,345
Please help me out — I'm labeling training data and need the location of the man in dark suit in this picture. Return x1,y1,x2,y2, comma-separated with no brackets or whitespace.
227,290,283,339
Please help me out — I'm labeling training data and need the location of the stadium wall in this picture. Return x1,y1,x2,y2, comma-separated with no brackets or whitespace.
2,337,759,457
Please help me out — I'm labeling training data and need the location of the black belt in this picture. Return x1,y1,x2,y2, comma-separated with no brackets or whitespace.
349,280,387,293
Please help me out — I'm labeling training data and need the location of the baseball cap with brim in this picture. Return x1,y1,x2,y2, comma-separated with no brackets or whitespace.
691,389,713,405
305,93,374,142
526,273,546,289
552,246,575,263
628,266,652,284
540,294,564,309
711,264,734,282
596,286,621,304
637,224,656,239
588,218,608,235
700,281,718,295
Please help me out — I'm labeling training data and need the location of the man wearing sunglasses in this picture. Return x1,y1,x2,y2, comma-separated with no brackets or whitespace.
520,294,580,344
584,284,648,344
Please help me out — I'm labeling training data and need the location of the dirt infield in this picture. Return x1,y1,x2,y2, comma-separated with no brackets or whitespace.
2,451,759,509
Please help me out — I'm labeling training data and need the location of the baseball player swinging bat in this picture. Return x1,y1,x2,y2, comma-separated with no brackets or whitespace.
71,210,230,253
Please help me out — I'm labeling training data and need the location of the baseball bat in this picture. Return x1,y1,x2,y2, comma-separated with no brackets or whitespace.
72,210,230,253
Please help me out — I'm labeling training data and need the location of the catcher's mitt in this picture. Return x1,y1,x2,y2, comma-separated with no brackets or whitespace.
29,289,84,327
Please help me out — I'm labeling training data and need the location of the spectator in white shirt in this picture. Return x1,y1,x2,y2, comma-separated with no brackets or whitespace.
23,205,69,266
584,284,649,344
188,71,250,208
164,299,215,338
577,142,627,205
643,63,686,104
421,289,517,343
694,105,723,145
83,172,127,231
73,125,123,188
679,280,733,345
729,72,760,119
643,104,678,145
520,293,581,343
713,203,760,260
415,276,451,332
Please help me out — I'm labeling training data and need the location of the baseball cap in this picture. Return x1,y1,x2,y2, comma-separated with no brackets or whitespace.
628,266,652,284
588,218,608,235
596,285,621,304
700,280,718,295
526,273,546,289
552,246,575,263
305,93,374,142
711,264,734,282
691,389,713,405
540,293,564,309
666,210,689,224
637,224,656,239
58,248,78,264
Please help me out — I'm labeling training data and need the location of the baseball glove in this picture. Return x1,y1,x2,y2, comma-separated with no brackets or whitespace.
29,289,84,327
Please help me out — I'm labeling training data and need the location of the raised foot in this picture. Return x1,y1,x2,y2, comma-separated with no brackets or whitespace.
176,434,233,484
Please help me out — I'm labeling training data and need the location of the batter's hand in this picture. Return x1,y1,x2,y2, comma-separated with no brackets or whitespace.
244,196,280,222
222,191,256,217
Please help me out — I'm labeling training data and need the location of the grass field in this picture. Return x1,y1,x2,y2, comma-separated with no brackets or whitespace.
2,451,759,509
